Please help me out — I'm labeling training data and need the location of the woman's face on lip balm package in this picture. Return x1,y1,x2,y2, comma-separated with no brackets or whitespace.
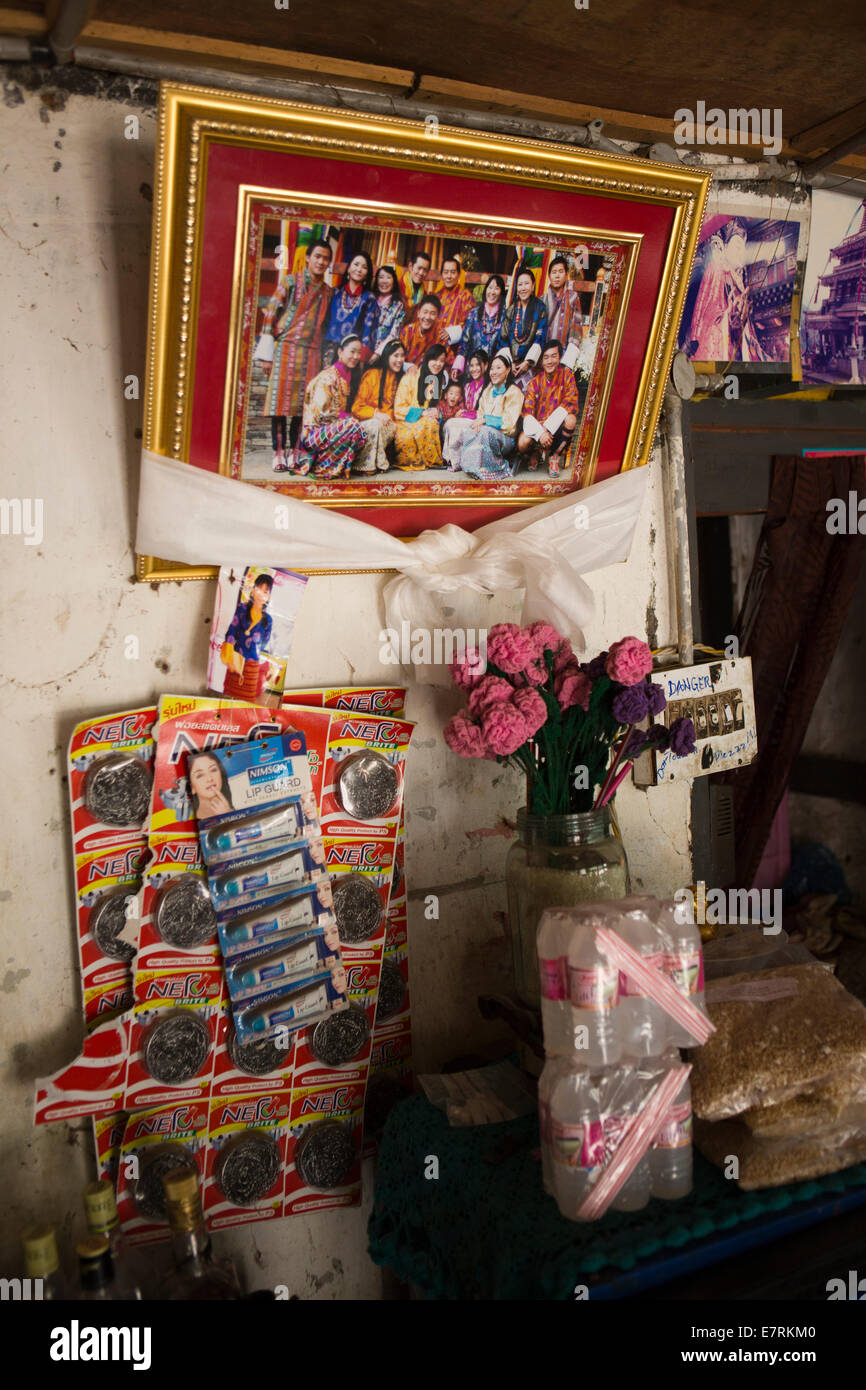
190,755,223,799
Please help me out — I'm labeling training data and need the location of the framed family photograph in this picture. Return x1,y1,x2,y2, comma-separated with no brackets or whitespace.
138,83,711,581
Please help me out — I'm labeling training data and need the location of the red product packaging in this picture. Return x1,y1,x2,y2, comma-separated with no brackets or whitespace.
282,686,407,717
116,1099,209,1245
76,843,148,1026
292,956,380,1090
212,1002,295,1098
325,834,393,962
284,1078,364,1216
364,1023,414,1152
320,714,414,840
125,966,223,1110
34,1016,130,1125
67,707,156,1024
136,840,220,973
93,1110,129,1186
204,1090,291,1229
68,707,156,856
149,696,330,841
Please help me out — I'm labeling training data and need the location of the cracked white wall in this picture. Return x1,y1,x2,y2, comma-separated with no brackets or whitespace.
0,80,691,1295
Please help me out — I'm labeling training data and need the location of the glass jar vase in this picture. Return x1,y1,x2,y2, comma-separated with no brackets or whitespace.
506,807,630,1008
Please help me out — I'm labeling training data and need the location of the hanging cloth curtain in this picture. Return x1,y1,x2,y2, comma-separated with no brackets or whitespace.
722,453,866,886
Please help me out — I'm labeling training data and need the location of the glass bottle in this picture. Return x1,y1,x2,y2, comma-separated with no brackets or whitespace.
83,1182,141,1300
22,1223,68,1300
506,808,629,1008
76,1236,124,1300
162,1167,242,1301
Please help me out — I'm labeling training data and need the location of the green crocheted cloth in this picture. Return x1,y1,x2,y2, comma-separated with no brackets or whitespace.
368,1095,866,1300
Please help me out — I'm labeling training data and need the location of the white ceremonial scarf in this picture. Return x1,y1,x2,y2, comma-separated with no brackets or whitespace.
136,449,648,662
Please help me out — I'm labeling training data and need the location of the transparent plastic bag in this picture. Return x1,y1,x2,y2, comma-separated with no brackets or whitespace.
690,964,866,1121
695,1109,866,1190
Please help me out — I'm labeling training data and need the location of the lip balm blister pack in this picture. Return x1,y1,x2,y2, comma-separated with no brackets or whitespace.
195,731,349,1047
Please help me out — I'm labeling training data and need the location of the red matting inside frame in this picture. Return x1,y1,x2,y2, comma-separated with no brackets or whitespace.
190,143,674,536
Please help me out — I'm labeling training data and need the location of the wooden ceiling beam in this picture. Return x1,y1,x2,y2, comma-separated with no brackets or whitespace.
1,11,865,179
791,98,866,154
79,21,414,92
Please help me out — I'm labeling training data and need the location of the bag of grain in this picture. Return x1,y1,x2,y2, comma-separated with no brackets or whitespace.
689,964,866,1122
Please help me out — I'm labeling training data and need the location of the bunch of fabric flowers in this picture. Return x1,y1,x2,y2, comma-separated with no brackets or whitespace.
444,622,696,814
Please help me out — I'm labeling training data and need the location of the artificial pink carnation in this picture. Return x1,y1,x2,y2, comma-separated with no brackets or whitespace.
480,702,529,756
450,647,487,692
512,687,548,738
526,621,565,655
554,664,592,711
443,711,489,759
552,638,576,674
468,674,515,720
605,636,653,687
486,623,539,675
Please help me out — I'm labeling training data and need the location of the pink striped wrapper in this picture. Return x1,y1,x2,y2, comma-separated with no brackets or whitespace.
597,925,715,1045
577,1064,691,1220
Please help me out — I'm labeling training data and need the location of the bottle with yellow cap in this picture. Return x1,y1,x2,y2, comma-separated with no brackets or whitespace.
162,1165,242,1301
22,1224,68,1300
82,1182,142,1300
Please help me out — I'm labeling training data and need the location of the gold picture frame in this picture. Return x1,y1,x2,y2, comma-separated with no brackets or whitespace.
138,82,710,582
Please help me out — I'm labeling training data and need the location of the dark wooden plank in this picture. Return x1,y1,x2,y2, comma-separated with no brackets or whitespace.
684,398,866,517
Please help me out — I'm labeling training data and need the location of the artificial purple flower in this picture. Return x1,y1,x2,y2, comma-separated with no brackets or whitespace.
645,681,667,716
669,716,696,756
611,683,650,725
581,651,608,680
622,728,648,759
645,722,671,751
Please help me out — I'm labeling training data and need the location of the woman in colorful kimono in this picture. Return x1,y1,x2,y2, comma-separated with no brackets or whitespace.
441,349,488,471
350,339,405,473
393,343,449,471
367,265,407,366
299,334,367,479
322,251,377,365
256,238,333,474
451,275,506,381
459,348,524,480
499,266,548,384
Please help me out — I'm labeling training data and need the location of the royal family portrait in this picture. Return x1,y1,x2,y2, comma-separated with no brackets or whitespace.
229,209,623,498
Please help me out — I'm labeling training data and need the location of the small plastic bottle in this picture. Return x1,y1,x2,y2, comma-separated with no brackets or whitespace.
537,1058,562,1195
657,901,708,1047
550,1069,603,1221
614,900,668,1058
649,1049,693,1199
537,911,570,1055
606,1073,652,1213
567,917,620,1069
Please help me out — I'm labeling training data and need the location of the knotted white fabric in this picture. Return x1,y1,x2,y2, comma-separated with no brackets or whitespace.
136,448,648,652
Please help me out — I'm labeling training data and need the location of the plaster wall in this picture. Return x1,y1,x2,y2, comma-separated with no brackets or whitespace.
0,77,692,1295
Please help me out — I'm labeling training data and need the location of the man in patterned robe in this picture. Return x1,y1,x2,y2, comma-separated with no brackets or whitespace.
516,339,580,476
255,238,333,472
399,294,449,365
